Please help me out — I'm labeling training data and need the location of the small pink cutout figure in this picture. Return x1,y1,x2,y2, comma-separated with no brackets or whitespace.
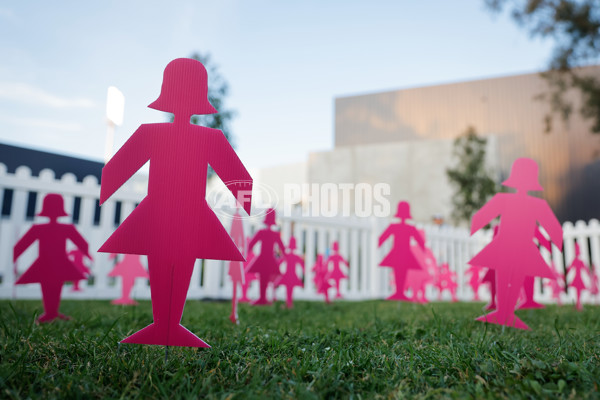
274,236,305,308
325,242,349,299
14,193,91,323
312,254,332,303
239,250,257,303
405,229,435,303
379,201,426,301
465,264,484,301
437,263,458,302
566,242,589,311
108,254,149,305
228,211,246,324
67,249,92,292
99,58,252,347
245,209,286,305
469,158,563,330
544,265,565,305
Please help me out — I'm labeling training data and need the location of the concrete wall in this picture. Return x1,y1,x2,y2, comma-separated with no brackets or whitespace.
307,136,499,224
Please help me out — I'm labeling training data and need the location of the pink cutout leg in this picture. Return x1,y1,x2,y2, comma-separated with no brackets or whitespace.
388,269,409,301
112,275,138,305
121,257,209,347
518,276,544,309
252,275,270,305
477,273,528,330
285,286,294,309
230,283,239,324
39,281,64,323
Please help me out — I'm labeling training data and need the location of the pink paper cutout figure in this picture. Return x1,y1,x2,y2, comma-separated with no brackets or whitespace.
518,228,553,309
245,209,285,305
566,242,589,311
469,158,563,330
108,253,149,305
324,242,349,299
14,193,91,323
67,249,92,292
99,58,252,348
437,263,458,302
312,254,332,303
405,229,435,303
274,236,305,308
239,250,257,303
544,265,565,305
379,201,425,301
465,264,484,301
228,211,246,324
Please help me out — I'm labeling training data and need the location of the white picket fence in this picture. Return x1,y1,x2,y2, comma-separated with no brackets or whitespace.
0,163,598,305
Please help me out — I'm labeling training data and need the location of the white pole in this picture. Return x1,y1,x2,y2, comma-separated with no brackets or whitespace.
104,120,115,163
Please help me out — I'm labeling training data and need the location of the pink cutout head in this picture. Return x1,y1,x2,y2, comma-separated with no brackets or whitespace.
37,193,68,218
148,58,217,116
263,209,276,226
332,241,339,252
394,201,412,220
502,157,543,192
288,236,297,250
575,242,581,257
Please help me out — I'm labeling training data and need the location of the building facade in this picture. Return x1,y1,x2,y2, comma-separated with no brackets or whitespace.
309,68,600,223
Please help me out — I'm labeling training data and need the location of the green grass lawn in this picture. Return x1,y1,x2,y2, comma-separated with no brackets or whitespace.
1,299,599,399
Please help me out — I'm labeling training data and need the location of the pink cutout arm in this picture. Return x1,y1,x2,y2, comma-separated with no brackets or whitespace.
413,228,426,250
275,235,286,256
534,228,552,252
536,202,563,250
66,225,92,259
13,226,38,262
100,125,151,204
378,226,393,247
247,232,260,253
470,195,502,235
208,133,253,215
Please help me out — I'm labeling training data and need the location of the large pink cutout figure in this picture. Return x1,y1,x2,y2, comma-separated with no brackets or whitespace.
566,242,589,311
469,158,563,330
274,236,304,308
108,254,149,305
14,193,91,323
67,249,92,292
379,201,425,301
99,58,252,347
228,211,246,323
325,242,349,299
245,209,285,305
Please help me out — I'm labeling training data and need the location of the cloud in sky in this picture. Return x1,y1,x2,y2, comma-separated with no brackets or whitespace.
0,115,83,132
0,82,95,109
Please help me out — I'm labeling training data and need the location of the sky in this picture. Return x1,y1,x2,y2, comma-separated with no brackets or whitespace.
0,1,554,171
